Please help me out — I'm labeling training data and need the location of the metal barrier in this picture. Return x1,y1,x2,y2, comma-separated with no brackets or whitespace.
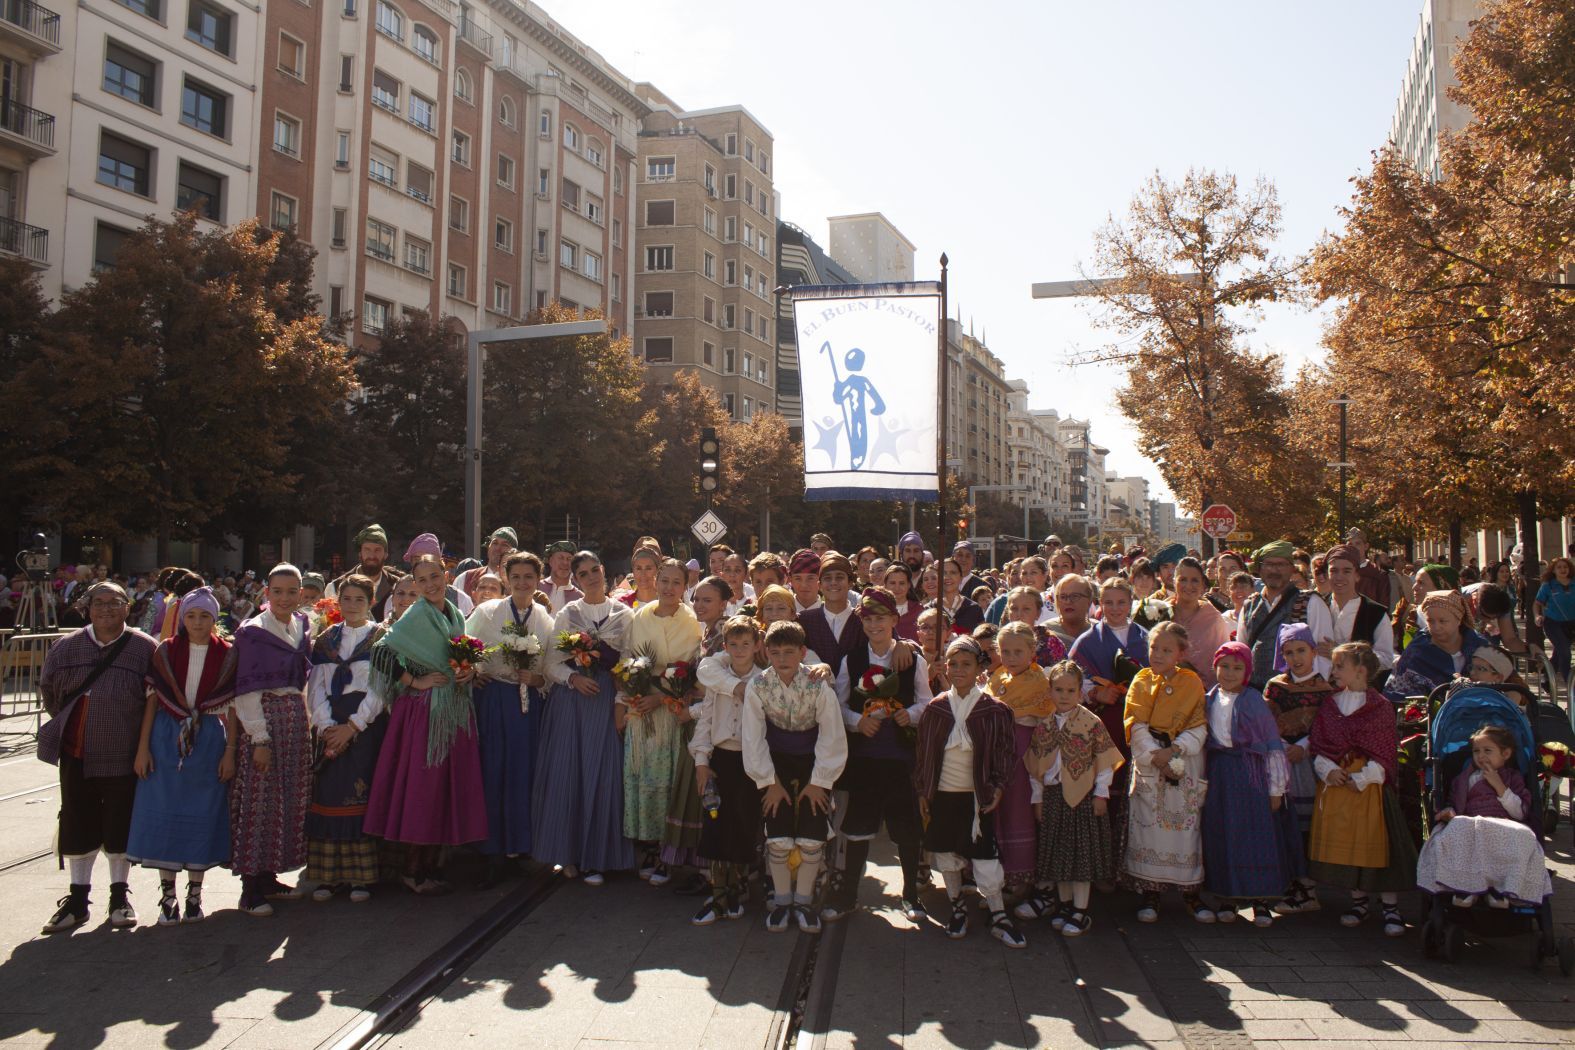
1,630,65,734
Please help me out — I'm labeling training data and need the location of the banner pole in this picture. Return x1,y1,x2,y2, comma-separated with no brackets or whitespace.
936,253,950,641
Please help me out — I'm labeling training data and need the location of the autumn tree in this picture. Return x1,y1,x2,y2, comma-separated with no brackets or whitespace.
1078,170,1316,549
479,303,651,555
1307,0,1575,564
4,215,355,564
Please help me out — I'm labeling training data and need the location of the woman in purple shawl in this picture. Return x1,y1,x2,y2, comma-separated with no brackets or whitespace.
1201,642,1302,925
229,565,314,916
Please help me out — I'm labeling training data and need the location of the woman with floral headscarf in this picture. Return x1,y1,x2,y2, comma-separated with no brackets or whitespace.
1385,590,1488,701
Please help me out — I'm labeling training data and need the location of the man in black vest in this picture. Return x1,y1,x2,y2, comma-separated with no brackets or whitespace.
1325,543,1396,670
823,587,932,925
1238,540,1334,690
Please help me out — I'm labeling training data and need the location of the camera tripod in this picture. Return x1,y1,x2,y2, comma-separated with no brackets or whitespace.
13,578,57,632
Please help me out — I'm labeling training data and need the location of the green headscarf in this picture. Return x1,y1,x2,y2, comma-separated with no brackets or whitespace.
355,523,389,548
1418,562,1460,591
1252,539,1296,569
370,596,471,766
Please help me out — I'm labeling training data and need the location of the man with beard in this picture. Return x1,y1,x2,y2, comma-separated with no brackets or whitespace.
458,527,517,601
1236,540,1334,689
896,531,925,574
327,524,405,615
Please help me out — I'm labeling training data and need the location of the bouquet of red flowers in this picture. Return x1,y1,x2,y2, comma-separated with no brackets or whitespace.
655,658,699,711
311,597,343,637
853,667,915,746
448,634,490,675
1540,741,1572,778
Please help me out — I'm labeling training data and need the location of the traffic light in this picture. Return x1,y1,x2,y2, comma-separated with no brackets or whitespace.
699,427,721,493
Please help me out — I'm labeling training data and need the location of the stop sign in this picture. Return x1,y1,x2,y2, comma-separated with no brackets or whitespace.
1201,504,1237,540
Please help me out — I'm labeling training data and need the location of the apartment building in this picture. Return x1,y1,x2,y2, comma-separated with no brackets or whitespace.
13,0,266,294
1105,474,1150,534
944,319,1011,489
1389,0,1481,181
256,0,644,344
1006,379,1069,524
826,211,914,284
630,84,774,421
775,219,856,430
1051,415,1108,530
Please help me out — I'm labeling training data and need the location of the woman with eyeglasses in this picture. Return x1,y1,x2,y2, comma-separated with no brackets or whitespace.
531,552,637,884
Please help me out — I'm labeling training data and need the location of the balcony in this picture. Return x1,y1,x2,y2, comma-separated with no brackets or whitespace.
0,0,60,54
458,12,491,57
0,216,47,266
0,97,54,156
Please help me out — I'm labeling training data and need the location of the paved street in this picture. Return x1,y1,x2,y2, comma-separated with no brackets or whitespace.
2,716,1574,1049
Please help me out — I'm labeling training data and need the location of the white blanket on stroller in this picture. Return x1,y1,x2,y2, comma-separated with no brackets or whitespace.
1416,815,1551,904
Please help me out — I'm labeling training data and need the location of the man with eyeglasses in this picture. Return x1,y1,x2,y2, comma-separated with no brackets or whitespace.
37,581,159,933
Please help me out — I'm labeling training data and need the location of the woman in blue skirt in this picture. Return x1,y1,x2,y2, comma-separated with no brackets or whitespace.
1201,641,1302,927
531,552,635,883
128,586,238,925
466,551,555,886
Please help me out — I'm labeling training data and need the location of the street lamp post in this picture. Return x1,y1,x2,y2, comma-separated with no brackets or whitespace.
1329,394,1354,538
465,318,608,558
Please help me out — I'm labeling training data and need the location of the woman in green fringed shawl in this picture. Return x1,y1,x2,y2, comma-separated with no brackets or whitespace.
363,555,487,894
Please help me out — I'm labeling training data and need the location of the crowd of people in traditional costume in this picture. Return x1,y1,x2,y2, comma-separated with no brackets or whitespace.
30,523,1563,952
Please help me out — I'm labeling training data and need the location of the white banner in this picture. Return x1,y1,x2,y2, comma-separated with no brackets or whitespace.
791,287,941,501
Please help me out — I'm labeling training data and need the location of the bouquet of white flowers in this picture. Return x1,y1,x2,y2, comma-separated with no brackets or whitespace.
499,619,544,674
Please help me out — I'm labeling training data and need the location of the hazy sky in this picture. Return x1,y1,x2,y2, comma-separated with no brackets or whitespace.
560,0,1426,503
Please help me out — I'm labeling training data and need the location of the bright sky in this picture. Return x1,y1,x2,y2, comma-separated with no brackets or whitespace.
561,0,1426,505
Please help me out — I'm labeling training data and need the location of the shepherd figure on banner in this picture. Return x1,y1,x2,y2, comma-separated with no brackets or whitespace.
821,341,886,470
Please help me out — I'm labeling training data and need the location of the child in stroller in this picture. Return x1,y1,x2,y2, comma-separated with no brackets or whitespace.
1418,685,1572,970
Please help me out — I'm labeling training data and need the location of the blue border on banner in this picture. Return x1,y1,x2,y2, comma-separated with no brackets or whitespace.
805,487,940,503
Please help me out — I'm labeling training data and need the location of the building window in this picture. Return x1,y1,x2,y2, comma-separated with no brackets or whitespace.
412,24,439,64
96,132,150,196
538,110,550,138
724,259,736,285
702,341,714,366
175,161,222,220
559,239,577,268
498,96,515,127
703,252,714,279
645,245,673,271
611,273,620,301
704,164,715,192
744,308,754,334
723,393,735,417
586,139,603,167
612,218,622,246
180,79,229,137
93,222,132,271
278,33,305,78
560,178,579,211
703,208,715,235
334,130,351,167
116,0,160,19
367,149,397,187
645,291,673,317
724,173,736,199
343,0,355,14
104,43,157,107
331,207,347,246
447,263,467,298
374,0,403,41
329,285,343,317
644,338,674,363
535,228,547,256
448,195,469,232
186,0,233,56
744,180,754,206
454,70,473,104
495,217,513,252
583,252,601,281
496,154,514,188
372,70,400,112
758,274,768,297
646,156,675,181
270,191,298,230
613,167,622,195
408,92,435,133
742,397,753,420
406,162,433,203
744,265,753,289
366,217,396,260
338,55,355,92
562,123,579,151
363,296,391,333
722,303,735,329
743,351,753,377
536,168,549,195
724,215,736,242
492,281,511,314
703,296,715,323
725,132,737,155
452,130,470,166
759,151,769,174
723,347,735,373
404,235,430,275
645,199,674,226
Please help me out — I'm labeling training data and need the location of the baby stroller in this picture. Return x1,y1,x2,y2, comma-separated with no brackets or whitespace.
1419,685,1573,972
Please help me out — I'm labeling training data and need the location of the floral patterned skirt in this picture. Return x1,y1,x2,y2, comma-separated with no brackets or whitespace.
1121,750,1207,890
